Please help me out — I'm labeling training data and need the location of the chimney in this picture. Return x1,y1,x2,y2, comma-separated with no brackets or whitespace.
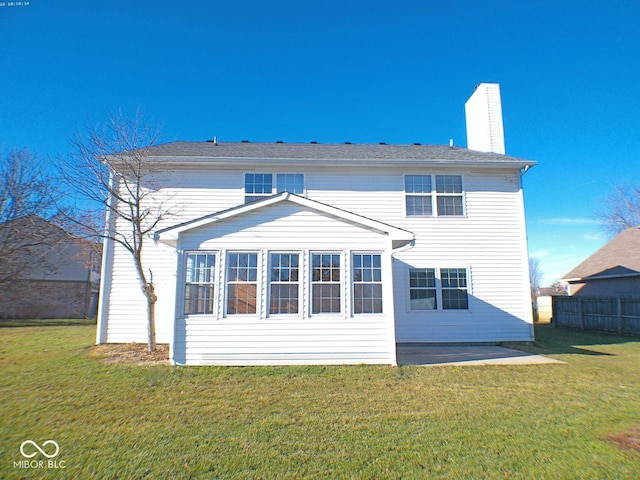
465,83,505,154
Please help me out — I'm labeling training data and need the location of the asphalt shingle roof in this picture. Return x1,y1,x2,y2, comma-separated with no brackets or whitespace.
139,141,535,166
563,226,640,280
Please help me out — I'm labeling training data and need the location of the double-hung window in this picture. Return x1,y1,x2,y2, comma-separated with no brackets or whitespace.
269,253,299,314
244,174,273,203
311,253,341,314
245,173,304,203
405,175,432,216
409,268,437,310
352,253,383,314
276,174,304,194
436,175,464,216
227,252,258,314
441,268,469,310
184,253,216,315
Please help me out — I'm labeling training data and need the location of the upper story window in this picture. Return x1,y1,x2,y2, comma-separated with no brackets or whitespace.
245,173,304,203
405,174,464,217
245,174,273,203
436,175,464,216
276,174,304,194
405,175,432,216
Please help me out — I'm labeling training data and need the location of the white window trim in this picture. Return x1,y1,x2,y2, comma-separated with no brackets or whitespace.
182,250,219,317
403,173,467,218
309,251,344,317
268,251,303,318
224,250,261,317
351,251,385,316
244,172,306,203
406,265,472,313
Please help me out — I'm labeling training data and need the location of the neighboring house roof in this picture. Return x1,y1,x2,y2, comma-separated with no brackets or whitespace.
156,192,415,249
128,141,536,169
563,226,640,281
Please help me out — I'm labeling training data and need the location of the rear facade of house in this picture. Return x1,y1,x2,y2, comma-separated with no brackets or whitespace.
96,84,536,365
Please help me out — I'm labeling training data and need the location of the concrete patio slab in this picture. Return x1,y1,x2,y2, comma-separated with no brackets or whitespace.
397,344,564,366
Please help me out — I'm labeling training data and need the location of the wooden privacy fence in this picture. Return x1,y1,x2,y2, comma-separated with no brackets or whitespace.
552,296,640,335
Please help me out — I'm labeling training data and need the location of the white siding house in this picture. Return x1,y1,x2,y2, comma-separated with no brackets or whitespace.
96,84,537,365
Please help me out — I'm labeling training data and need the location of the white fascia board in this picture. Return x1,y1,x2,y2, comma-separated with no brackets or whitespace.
156,192,414,248
148,156,536,170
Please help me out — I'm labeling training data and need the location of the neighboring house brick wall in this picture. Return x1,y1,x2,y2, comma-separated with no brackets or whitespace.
0,279,96,319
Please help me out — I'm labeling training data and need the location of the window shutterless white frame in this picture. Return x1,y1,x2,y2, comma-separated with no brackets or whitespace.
226,251,260,315
435,175,465,216
268,252,301,315
351,252,383,314
440,267,470,310
183,252,217,315
244,173,273,203
408,268,437,310
310,252,342,315
276,173,305,195
404,174,433,216
244,173,306,203
404,174,466,217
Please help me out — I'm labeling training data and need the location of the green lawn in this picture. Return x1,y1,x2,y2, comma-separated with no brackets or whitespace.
1,323,639,479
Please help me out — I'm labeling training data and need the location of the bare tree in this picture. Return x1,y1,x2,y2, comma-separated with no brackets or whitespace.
58,112,170,351
599,184,640,236
0,149,65,284
529,257,542,299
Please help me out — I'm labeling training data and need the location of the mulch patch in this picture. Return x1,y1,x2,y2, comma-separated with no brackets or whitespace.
607,426,640,453
89,343,170,365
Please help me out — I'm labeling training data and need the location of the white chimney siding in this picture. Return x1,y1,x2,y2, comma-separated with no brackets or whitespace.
465,83,506,155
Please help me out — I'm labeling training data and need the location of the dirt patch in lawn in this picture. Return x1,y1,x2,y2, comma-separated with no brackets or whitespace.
89,343,170,365
607,426,640,453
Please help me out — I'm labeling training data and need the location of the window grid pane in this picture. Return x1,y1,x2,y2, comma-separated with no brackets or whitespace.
352,254,383,314
441,268,469,310
227,253,258,314
436,175,462,194
311,253,341,314
435,175,463,216
270,253,300,314
276,173,304,194
405,175,433,216
184,253,216,315
409,268,437,310
244,173,273,203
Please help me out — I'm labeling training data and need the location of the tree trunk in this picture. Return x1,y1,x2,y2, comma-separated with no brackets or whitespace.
145,282,157,352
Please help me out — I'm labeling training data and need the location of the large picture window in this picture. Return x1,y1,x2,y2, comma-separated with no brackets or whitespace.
311,253,341,314
184,253,216,315
227,252,258,314
269,253,299,314
352,253,383,314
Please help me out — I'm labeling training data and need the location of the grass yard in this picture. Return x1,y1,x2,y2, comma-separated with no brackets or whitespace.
1,323,639,479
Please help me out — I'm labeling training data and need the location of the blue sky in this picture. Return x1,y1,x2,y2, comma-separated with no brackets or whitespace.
1,0,639,285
